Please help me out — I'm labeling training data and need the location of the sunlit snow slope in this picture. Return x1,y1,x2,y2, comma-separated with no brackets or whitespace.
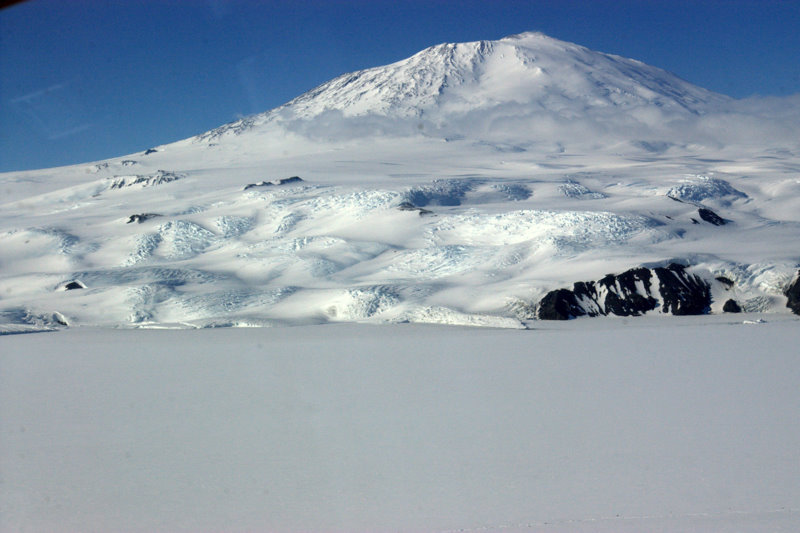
1,32,799,329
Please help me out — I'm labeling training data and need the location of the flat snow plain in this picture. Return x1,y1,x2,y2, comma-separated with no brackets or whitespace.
2,315,799,532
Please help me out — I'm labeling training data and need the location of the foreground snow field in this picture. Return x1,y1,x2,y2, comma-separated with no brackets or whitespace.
2,316,799,532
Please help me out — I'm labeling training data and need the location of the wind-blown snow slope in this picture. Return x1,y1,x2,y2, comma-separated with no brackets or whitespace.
0,32,799,329
289,32,726,114
200,32,729,142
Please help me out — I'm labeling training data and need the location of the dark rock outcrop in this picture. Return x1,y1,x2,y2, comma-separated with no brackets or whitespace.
109,170,183,190
723,299,742,313
597,268,658,316
698,207,726,226
537,289,584,320
243,176,303,190
786,271,800,315
537,263,711,320
654,263,711,315
667,193,729,226
715,276,734,289
397,201,433,216
127,213,162,224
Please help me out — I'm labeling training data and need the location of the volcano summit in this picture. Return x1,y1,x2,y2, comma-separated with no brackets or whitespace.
200,32,730,143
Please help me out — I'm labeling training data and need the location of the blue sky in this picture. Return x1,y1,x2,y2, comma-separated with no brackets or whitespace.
1,0,799,172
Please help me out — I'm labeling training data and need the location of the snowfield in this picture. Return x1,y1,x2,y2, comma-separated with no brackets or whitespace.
1,31,800,531
2,317,799,532
1,135,799,328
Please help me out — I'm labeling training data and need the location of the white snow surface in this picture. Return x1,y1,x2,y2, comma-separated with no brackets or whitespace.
2,317,799,532
0,31,799,328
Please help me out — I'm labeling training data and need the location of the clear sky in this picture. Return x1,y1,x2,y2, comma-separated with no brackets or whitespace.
1,0,799,172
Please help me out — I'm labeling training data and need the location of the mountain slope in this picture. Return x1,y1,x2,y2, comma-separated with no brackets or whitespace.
0,33,798,330
287,32,726,115
198,32,729,142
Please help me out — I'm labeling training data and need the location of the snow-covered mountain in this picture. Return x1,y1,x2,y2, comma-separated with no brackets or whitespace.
1,32,799,330
293,31,724,113
199,32,728,142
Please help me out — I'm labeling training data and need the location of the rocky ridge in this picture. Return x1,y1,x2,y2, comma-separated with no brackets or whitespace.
537,264,714,320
